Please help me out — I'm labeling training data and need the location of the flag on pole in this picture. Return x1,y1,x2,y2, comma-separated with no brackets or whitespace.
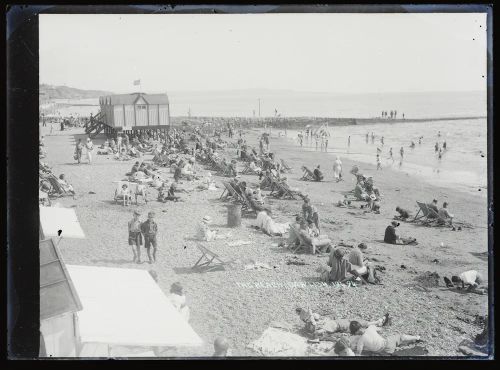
133,79,141,86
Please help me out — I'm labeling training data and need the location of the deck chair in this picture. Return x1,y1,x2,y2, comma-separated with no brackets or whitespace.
220,182,248,208
427,207,453,227
192,244,236,272
220,181,237,200
289,225,311,254
240,162,260,175
270,180,294,199
300,166,315,181
114,181,148,205
240,192,259,216
413,202,436,225
260,174,274,190
45,174,72,198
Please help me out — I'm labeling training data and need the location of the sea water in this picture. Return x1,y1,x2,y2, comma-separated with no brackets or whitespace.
46,90,487,119
42,92,488,196
282,118,488,197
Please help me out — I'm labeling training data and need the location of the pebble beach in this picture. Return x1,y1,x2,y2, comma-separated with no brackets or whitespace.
40,122,489,357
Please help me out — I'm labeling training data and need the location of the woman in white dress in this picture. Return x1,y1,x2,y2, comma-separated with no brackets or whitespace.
333,156,342,182
85,138,94,164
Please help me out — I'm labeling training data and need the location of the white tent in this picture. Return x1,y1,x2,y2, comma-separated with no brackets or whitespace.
66,265,203,356
39,206,85,239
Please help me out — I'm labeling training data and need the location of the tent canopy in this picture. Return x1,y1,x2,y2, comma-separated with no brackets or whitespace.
66,265,203,348
40,206,86,239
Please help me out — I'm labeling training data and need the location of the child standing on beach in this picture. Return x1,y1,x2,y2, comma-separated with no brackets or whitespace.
128,210,142,264
376,154,382,170
141,211,158,264
315,135,319,151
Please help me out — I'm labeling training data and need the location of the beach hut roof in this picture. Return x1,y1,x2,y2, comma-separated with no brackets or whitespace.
102,93,169,106
40,238,83,321
66,265,204,348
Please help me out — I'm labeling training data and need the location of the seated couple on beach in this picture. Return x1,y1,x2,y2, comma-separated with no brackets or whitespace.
323,245,379,284
427,199,455,225
301,166,323,181
333,322,422,356
384,221,417,245
296,307,390,339
157,182,186,202
443,270,487,294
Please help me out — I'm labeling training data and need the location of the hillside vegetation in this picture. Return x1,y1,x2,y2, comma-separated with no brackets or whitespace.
40,84,113,100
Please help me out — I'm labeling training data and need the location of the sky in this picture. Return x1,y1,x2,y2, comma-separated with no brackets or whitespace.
39,13,487,94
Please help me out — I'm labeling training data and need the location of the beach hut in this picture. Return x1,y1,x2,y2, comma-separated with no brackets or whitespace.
98,92,170,131
39,238,83,357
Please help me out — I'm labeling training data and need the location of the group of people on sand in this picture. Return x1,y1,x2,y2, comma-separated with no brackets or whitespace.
346,167,382,213
296,307,422,356
394,199,455,227
74,137,94,164
127,210,159,264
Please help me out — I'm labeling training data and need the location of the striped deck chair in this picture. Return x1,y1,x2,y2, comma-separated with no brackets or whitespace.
413,202,438,225
220,182,248,210
260,174,274,190
427,207,453,227
220,181,238,200
45,174,72,198
271,181,299,200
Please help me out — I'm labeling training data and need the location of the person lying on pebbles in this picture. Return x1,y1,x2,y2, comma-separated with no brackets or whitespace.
345,321,422,356
384,221,417,245
443,270,487,294
252,209,289,237
336,196,357,209
296,307,390,338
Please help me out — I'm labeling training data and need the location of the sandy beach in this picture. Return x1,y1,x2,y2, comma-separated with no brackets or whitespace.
40,123,488,357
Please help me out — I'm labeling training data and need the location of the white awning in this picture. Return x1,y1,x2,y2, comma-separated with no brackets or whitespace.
66,265,203,349
40,206,86,239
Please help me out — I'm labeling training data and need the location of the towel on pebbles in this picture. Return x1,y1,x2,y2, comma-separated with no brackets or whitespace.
247,327,308,356
228,240,252,247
